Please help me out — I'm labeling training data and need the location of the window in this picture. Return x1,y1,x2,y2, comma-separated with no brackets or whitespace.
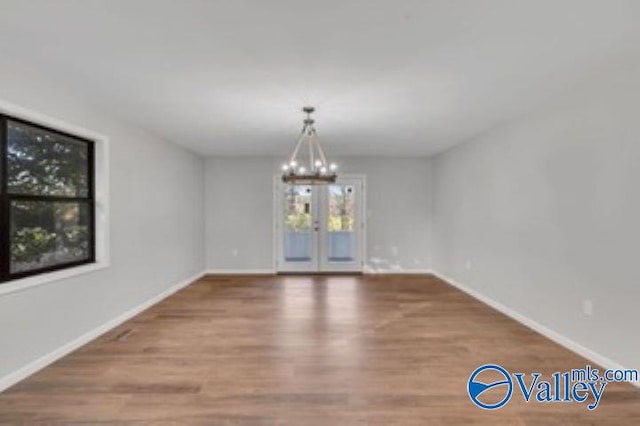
0,115,95,283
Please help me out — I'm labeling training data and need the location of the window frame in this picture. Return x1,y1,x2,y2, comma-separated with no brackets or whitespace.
0,114,96,283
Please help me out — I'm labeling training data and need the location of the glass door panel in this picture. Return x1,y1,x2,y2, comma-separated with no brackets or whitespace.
284,185,313,262
319,179,362,272
326,185,355,262
279,185,318,271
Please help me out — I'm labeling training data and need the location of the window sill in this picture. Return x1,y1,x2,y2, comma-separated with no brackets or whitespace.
0,261,109,296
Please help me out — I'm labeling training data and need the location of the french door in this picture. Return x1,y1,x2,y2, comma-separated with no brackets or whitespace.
276,177,365,273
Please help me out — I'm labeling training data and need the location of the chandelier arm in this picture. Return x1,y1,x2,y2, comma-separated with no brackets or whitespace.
308,129,315,171
313,131,329,166
288,125,307,164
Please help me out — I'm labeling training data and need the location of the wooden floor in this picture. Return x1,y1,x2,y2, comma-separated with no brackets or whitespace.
0,275,638,425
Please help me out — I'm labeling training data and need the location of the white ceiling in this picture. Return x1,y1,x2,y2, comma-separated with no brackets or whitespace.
1,0,639,156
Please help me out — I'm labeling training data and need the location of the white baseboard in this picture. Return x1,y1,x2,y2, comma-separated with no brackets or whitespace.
364,268,433,275
205,269,275,275
431,271,639,389
0,270,206,393
205,268,432,275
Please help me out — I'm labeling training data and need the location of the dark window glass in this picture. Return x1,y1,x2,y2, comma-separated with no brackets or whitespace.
10,201,91,274
7,120,89,197
1,115,95,282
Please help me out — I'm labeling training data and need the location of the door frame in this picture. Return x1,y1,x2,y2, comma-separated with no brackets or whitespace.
273,174,366,273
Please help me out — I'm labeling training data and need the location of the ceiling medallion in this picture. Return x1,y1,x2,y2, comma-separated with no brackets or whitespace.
281,106,337,184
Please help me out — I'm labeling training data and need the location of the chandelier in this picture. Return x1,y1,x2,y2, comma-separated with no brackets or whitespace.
281,106,337,184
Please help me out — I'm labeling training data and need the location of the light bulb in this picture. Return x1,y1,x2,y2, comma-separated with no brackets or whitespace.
329,163,338,172
282,164,290,171
320,166,327,174
314,160,323,168
298,166,306,174
290,160,297,167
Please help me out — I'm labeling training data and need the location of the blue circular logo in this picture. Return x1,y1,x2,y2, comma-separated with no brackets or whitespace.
468,364,513,410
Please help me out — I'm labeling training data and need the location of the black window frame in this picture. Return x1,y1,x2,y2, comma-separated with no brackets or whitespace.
0,114,96,283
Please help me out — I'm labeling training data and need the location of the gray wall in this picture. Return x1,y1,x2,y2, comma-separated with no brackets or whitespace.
205,157,276,272
431,61,640,369
0,57,206,380
346,157,432,272
205,157,432,272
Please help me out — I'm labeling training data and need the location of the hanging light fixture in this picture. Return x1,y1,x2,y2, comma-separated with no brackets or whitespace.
281,106,337,184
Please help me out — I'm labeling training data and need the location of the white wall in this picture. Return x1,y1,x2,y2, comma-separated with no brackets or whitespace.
431,61,640,369
205,157,276,272
345,158,432,272
205,157,432,272
0,57,205,381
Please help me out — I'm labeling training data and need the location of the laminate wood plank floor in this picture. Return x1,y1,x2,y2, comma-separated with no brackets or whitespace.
0,274,638,425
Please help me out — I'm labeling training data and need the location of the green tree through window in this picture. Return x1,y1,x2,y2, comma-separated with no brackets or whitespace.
0,117,95,281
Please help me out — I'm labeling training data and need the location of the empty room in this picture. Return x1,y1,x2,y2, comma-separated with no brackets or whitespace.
0,0,639,424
